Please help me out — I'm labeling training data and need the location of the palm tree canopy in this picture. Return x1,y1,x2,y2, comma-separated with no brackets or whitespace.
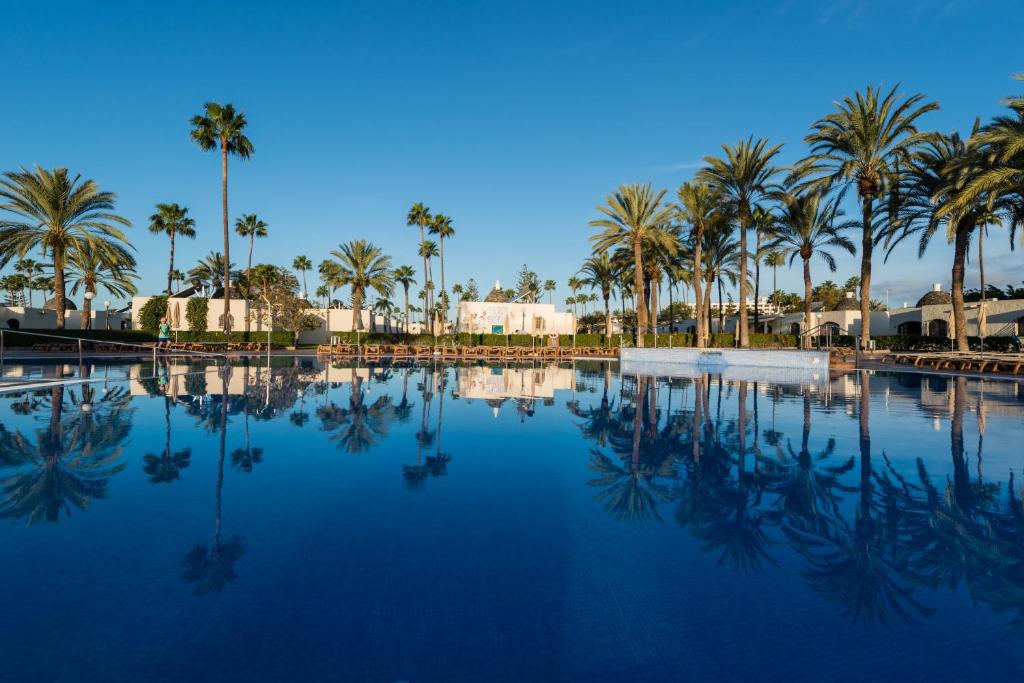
330,240,394,299
66,239,139,299
393,265,416,288
148,203,196,239
234,214,268,238
589,183,674,253
698,137,783,219
429,213,455,239
292,255,312,271
766,191,857,270
0,166,131,267
579,252,616,296
190,102,254,157
407,202,431,228
795,84,939,202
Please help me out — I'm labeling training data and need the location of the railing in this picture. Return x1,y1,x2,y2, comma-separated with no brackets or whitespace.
799,323,844,351
0,329,227,386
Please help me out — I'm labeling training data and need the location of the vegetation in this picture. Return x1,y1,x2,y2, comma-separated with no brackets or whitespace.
148,203,195,295
186,297,209,333
328,240,393,332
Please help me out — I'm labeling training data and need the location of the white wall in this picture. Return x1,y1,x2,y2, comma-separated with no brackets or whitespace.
457,301,575,335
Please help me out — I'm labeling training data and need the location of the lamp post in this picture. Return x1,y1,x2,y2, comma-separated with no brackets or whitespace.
83,291,95,331
104,300,111,331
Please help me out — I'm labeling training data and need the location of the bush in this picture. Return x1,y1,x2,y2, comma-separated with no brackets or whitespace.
138,296,167,334
186,297,208,333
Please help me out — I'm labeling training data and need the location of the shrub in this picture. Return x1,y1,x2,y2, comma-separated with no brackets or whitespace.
138,296,167,334
186,297,209,333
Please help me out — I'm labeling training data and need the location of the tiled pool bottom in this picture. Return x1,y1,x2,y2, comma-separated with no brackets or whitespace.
0,358,1022,681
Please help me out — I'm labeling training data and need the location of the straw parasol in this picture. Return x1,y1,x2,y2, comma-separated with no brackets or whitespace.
947,310,956,340
977,302,988,339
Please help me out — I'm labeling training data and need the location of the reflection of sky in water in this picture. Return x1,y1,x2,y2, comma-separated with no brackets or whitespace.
0,358,1022,681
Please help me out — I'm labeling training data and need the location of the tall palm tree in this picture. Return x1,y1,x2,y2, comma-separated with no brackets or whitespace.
417,241,439,327
0,167,131,328
393,265,416,332
766,191,856,348
65,240,138,330
428,213,454,324
292,255,312,296
764,250,786,307
407,203,433,331
330,240,393,332
170,268,185,292
543,279,556,304
318,259,343,307
699,137,783,347
675,181,722,346
190,102,254,335
750,205,775,330
234,213,268,279
892,127,1005,351
590,184,674,347
567,275,583,318
702,220,742,334
797,85,938,349
148,203,196,295
579,253,616,338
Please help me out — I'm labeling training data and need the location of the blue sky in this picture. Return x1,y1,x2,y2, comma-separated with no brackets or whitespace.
2,0,1022,309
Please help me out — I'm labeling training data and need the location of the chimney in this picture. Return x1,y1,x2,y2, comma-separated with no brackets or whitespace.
932,283,942,292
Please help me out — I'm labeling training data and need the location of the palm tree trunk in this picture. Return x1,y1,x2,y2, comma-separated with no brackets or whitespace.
717,275,724,334
633,241,646,347
951,220,971,352
53,243,67,329
668,278,674,334
650,277,659,336
604,290,611,340
80,284,94,331
168,229,175,295
244,234,254,333
858,198,873,350
738,209,749,348
221,137,232,336
403,285,410,333
753,230,761,333
352,287,364,331
978,226,986,301
693,226,705,348
802,256,813,350
439,237,446,326
703,275,713,341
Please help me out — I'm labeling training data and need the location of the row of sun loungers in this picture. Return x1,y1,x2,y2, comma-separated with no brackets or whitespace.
882,352,1024,375
316,344,619,359
26,341,274,354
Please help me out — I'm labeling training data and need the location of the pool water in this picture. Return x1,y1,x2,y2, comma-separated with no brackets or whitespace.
0,358,1022,681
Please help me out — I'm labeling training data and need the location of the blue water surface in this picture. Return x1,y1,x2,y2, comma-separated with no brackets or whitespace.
0,357,1022,682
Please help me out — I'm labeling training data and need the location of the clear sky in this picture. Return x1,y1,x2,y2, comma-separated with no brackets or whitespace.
2,0,1022,310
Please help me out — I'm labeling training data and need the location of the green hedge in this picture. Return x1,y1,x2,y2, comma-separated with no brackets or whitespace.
318,331,804,349
0,329,156,346
833,334,1019,352
138,296,167,334
171,330,295,345
186,298,208,333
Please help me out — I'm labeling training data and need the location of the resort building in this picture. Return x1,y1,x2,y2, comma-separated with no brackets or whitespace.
456,281,575,335
0,300,131,331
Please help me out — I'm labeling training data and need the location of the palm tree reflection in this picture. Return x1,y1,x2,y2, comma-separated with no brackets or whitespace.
143,396,192,483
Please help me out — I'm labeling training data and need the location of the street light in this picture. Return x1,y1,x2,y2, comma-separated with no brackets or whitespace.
104,300,111,330
83,291,95,330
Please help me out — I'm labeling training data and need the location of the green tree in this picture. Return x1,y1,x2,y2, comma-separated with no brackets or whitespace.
675,181,723,347
0,167,131,328
190,102,254,335
417,240,439,327
766,191,856,347
429,213,455,322
330,240,394,332
763,250,786,306
188,251,235,291
579,253,616,338
234,213,268,332
797,85,938,349
318,259,343,307
393,265,416,332
292,255,312,296
148,203,196,295
14,258,43,307
699,137,783,347
407,203,434,331
589,184,674,346
65,240,138,330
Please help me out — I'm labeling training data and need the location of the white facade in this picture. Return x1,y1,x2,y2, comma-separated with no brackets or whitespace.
0,305,131,331
456,301,575,335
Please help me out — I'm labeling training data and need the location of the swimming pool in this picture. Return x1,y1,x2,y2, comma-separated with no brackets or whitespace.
0,357,1022,681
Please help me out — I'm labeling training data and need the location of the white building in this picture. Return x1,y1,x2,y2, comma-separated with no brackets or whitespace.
456,281,576,335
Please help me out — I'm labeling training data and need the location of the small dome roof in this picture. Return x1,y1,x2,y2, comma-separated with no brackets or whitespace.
916,290,951,307
832,295,861,311
43,298,77,311
484,287,510,303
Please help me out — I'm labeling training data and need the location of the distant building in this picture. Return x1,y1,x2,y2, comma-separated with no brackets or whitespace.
457,280,576,335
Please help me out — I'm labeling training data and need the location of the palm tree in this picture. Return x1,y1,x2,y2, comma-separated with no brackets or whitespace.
767,191,856,348
567,275,583,318
65,240,138,330
188,252,234,291
892,127,1006,351
590,184,674,347
0,167,131,328
318,259,343,307
190,102,254,335
148,203,196,295
14,258,42,307
407,203,433,331
542,279,556,304
417,240,439,327
703,220,742,334
797,85,938,349
428,213,455,324
234,213,268,278
699,137,783,347
315,284,329,308
330,240,393,332
170,268,185,292
764,250,786,307
292,255,312,296
750,205,775,330
675,181,723,346
393,265,416,332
